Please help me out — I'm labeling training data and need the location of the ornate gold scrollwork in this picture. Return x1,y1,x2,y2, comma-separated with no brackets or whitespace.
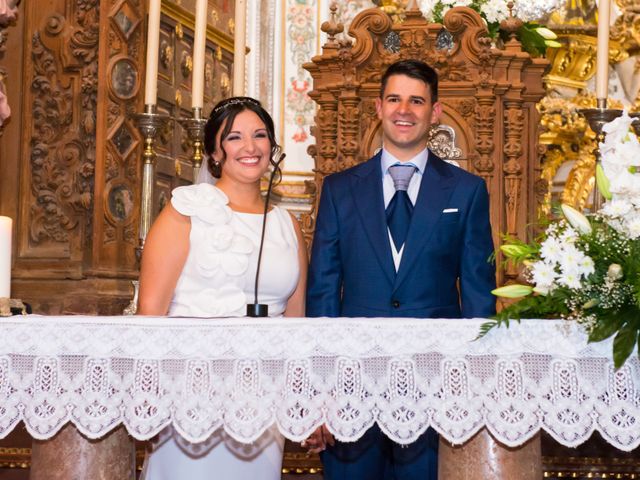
611,0,640,54
539,0,633,215
545,33,626,91
374,0,409,23
545,34,597,90
175,23,183,40
538,93,624,214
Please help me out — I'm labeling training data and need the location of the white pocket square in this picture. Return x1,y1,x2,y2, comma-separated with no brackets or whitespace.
442,208,458,213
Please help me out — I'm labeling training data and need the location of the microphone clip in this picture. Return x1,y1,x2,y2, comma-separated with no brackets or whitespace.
246,303,268,317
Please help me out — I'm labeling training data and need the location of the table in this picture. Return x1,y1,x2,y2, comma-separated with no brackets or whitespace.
0,316,638,478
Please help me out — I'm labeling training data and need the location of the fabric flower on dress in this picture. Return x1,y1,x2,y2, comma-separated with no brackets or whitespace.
172,184,255,278
172,183,232,226
196,224,254,278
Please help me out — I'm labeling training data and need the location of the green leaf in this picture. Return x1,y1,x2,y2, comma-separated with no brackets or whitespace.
588,316,624,342
475,319,499,340
515,24,548,57
612,322,638,369
486,21,500,39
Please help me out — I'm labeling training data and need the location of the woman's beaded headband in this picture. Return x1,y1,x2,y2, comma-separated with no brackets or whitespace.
212,97,261,115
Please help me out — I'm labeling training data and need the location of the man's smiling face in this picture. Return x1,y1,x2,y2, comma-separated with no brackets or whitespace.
375,73,442,161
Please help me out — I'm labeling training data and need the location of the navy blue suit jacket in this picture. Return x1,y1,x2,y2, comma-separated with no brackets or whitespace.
306,151,496,318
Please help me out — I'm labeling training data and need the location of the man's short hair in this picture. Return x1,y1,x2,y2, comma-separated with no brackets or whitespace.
380,59,438,103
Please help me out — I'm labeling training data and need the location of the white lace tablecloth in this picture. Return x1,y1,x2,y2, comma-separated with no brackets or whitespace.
0,316,638,451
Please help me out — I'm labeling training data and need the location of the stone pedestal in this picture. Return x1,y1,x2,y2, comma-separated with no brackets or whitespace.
31,425,135,480
438,429,541,480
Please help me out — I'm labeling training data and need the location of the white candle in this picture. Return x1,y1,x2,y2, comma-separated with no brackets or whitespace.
0,216,12,298
233,0,246,96
144,0,162,106
192,0,207,109
596,0,610,100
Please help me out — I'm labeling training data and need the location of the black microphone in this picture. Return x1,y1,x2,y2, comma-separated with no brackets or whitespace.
246,146,286,317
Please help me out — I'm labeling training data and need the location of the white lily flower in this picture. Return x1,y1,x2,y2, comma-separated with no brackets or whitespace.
535,27,557,40
626,216,640,239
601,199,633,218
602,110,635,146
492,284,534,298
596,163,612,200
561,204,592,234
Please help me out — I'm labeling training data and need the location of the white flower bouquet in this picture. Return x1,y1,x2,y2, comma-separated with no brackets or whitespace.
490,111,640,367
418,0,561,56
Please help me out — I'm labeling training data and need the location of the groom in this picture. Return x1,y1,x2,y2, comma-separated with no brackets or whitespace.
305,59,496,479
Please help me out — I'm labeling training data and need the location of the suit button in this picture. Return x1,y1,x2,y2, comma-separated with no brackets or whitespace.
392,300,400,308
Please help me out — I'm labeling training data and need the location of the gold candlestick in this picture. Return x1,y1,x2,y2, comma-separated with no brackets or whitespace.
578,99,622,211
126,104,169,315
133,104,170,257
180,107,208,182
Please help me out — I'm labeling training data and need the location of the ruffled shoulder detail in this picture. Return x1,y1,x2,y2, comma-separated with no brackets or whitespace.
171,184,232,225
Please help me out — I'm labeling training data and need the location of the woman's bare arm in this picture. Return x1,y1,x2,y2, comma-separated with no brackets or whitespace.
137,204,191,315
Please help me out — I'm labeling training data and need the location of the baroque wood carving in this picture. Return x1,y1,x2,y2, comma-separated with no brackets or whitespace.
2,0,237,314
304,5,548,285
27,1,99,253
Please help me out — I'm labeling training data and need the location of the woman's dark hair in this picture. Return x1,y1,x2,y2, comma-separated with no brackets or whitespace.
203,96,280,179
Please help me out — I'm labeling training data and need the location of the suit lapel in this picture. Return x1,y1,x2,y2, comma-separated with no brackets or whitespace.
394,153,456,289
351,154,396,284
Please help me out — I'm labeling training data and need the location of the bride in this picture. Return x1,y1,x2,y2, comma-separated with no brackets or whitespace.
137,97,307,479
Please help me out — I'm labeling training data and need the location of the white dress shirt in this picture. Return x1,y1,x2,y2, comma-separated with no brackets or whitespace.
380,147,429,271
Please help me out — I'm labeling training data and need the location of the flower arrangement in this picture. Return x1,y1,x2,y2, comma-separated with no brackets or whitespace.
418,0,561,56
489,111,640,367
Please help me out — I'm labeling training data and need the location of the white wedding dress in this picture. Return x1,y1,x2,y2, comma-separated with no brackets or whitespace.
142,183,300,480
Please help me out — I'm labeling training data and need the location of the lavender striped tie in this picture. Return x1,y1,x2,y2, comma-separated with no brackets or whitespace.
386,164,416,250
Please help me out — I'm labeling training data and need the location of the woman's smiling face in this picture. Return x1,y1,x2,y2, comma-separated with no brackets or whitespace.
213,109,272,184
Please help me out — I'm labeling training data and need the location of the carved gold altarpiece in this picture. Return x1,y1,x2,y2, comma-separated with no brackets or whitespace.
303,5,548,285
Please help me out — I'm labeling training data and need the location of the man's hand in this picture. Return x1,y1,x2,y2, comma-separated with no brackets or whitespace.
301,425,335,454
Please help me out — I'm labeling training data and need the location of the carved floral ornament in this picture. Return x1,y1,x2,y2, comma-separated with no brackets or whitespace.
28,2,99,245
